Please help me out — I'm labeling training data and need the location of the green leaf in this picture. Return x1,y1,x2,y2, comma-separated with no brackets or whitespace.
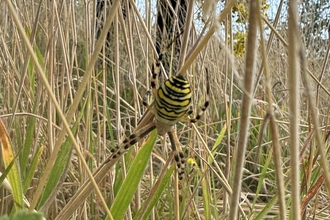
108,129,157,220
0,120,23,210
0,158,16,186
0,210,44,220
202,177,211,219
21,116,36,181
37,140,73,208
23,145,44,193
37,103,85,208
252,147,273,206
134,164,174,220
211,124,227,156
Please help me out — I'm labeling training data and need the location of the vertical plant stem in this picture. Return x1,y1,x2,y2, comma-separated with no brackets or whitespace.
224,0,233,213
256,1,286,219
288,0,301,219
300,26,330,218
115,12,121,160
178,0,194,68
228,1,258,219
5,0,121,217
177,0,237,76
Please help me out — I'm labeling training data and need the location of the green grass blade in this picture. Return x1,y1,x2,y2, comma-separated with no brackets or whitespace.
0,159,16,187
108,129,157,220
254,193,279,220
0,120,23,210
211,124,227,155
252,147,273,206
37,122,78,209
37,98,86,208
0,209,44,220
23,145,44,193
20,116,36,181
201,176,211,219
37,139,73,208
134,164,174,220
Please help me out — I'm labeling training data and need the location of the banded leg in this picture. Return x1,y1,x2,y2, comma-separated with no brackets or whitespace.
142,89,153,109
150,53,162,97
150,34,183,98
182,68,210,123
167,129,186,180
108,122,156,161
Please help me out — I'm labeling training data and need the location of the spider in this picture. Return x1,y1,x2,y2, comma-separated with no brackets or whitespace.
108,45,209,180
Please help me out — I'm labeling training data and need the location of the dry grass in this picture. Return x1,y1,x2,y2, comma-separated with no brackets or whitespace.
1,0,330,219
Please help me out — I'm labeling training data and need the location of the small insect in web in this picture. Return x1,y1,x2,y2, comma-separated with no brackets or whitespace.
107,41,210,180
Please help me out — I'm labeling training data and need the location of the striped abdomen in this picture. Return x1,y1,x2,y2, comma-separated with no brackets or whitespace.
154,75,192,126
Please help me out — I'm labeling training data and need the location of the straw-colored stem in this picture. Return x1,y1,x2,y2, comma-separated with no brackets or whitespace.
228,1,258,219
287,0,301,218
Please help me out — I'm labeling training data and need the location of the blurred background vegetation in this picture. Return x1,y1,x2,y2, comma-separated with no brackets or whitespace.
1,0,330,219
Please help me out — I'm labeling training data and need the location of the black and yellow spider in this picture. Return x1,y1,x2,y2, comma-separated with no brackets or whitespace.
108,48,209,180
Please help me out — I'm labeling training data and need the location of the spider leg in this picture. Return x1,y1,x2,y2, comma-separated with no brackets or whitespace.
151,35,181,98
181,68,210,123
151,53,162,97
167,129,186,180
143,46,166,112
142,89,153,109
108,122,156,161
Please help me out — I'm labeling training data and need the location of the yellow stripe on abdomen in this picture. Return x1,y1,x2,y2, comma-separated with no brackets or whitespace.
154,75,192,125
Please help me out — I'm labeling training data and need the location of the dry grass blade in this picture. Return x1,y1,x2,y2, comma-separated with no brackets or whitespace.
2,0,330,219
256,1,286,219
228,1,258,219
177,0,194,69
287,0,302,218
299,18,330,218
316,25,330,105
4,0,121,218
54,159,118,220
177,0,237,76
56,110,155,220
300,173,325,217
